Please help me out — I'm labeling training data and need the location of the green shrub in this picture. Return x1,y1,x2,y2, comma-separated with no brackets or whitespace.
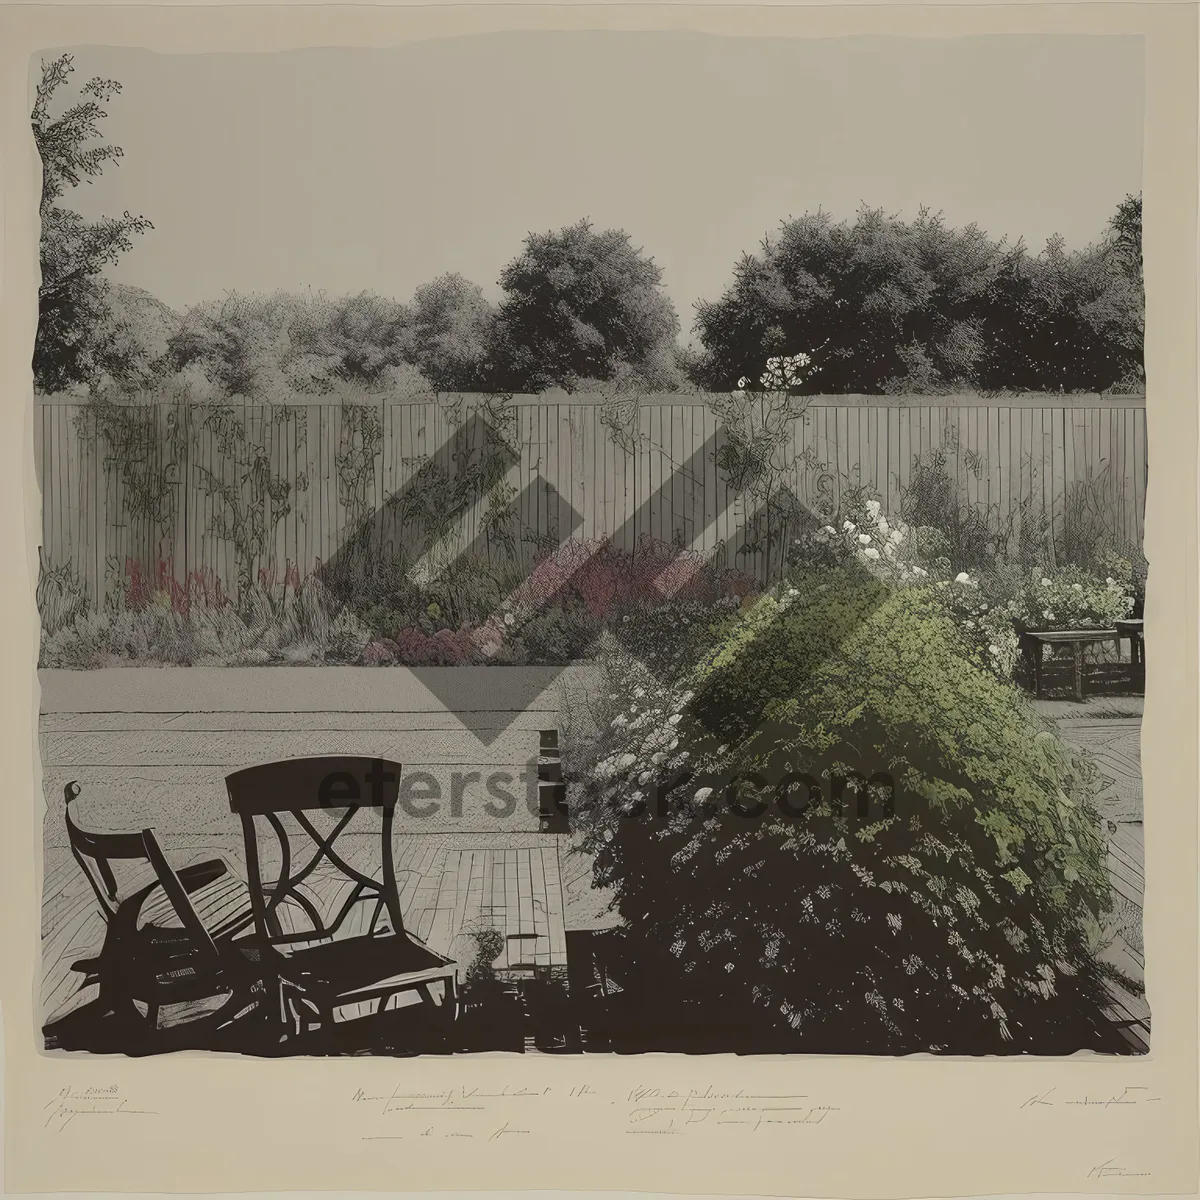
570,572,1119,1054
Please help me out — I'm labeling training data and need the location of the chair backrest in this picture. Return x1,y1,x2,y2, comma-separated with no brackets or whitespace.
224,756,405,948
63,782,220,961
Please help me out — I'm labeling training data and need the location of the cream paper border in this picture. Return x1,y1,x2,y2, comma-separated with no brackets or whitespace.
0,5,1195,1196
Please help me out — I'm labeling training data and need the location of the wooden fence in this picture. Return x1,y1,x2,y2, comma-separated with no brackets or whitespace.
34,391,1148,606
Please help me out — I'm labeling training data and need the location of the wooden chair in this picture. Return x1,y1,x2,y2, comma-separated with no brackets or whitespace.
61,782,261,1041
225,756,459,1050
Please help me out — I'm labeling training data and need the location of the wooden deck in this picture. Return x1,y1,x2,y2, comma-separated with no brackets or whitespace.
1040,711,1149,1050
41,834,569,1029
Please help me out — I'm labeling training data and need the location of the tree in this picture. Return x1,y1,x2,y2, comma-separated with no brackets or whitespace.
32,54,153,392
1107,192,1143,285
408,274,495,392
168,290,415,398
692,206,1004,395
692,201,1145,395
491,219,681,393
972,197,1144,394
317,291,413,387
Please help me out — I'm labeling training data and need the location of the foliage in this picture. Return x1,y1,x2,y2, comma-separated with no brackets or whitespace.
196,405,306,603
38,563,372,668
568,572,1118,1053
490,219,681,393
36,555,91,636
708,355,824,583
167,291,420,399
793,494,933,587
458,927,506,1002
1018,565,1135,630
1059,461,1148,581
934,572,1023,680
32,54,155,392
408,274,496,392
340,538,751,668
691,201,1143,396
73,395,185,545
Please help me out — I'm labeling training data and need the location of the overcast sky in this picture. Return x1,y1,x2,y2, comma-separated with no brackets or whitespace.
43,32,1144,332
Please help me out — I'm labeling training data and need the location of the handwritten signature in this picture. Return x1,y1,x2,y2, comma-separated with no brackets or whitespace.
43,1086,157,1133
1021,1086,1163,1110
1088,1158,1151,1179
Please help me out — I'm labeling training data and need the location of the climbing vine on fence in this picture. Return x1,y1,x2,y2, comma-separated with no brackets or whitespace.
195,403,307,603
74,396,185,546
336,404,383,531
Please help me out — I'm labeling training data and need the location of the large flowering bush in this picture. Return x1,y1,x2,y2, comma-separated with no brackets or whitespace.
568,572,1121,1054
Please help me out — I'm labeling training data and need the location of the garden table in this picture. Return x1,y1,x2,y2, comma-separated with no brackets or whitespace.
1019,629,1120,702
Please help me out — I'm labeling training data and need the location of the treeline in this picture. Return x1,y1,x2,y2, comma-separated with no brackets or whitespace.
33,55,1144,400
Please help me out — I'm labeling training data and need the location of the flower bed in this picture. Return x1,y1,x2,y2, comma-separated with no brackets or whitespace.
37,539,756,670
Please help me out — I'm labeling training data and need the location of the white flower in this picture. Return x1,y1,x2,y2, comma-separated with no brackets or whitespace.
888,529,904,544
955,572,971,584
866,500,882,518
633,687,645,698
843,520,856,532
822,525,836,535
912,566,928,578
616,753,636,770
1040,578,1051,587
863,548,880,560
858,533,872,545
877,518,890,536
503,612,515,626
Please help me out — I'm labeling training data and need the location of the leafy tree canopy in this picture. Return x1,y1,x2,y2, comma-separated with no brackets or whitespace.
32,54,154,392
692,200,1143,395
491,219,682,393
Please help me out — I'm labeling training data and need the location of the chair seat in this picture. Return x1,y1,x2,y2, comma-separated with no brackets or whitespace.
275,930,454,1001
116,926,237,1003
